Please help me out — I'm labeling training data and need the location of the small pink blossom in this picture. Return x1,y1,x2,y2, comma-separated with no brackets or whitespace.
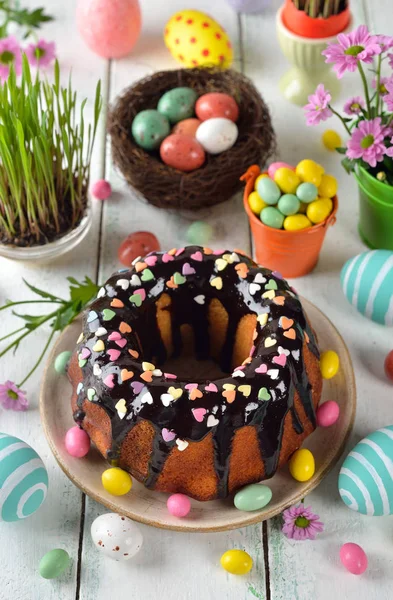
0,381,28,411
282,504,324,541
378,35,393,52
25,39,56,67
304,84,332,126
343,96,365,116
346,117,386,167
322,25,382,78
0,36,22,82
371,76,392,95
385,137,393,157
383,78,393,111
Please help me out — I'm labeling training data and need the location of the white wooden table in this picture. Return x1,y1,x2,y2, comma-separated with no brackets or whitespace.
1,0,393,598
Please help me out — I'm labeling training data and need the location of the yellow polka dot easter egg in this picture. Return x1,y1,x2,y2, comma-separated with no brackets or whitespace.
164,10,233,68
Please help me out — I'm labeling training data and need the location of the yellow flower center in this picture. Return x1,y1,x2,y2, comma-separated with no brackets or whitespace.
295,516,310,528
361,134,374,149
345,45,365,56
7,389,18,400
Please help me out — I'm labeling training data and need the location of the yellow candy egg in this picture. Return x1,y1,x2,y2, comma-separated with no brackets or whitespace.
318,174,338,198
248,191,267,214
289,448,315,482
296,159,324,187
102,467,132,496
254,173,269,190
164,10,233,68
320,350,340,379
283,214,312,231
322,129,342,151
274,167,301,194
220,549,253,575
306,198,333,224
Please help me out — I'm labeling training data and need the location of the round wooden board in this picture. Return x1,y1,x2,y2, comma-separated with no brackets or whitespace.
40,298,356,532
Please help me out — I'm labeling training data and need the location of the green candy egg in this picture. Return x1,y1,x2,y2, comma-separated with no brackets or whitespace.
256,177,281,205
54,350,72,374
39,549,70,580
234,483,272,512
186,221,214,245
131,109,170,151
278,194,300,216
296,182,318,204
157,87,197,124
261,206,284,229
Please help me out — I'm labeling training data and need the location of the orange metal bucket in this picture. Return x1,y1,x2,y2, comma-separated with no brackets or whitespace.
241,165,338,278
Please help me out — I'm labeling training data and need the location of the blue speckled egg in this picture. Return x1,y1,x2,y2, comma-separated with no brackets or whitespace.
0,433,48,522
339,425,393,516
340,250,393,325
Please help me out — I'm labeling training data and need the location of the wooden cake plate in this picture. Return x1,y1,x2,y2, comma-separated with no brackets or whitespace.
40,298,356,532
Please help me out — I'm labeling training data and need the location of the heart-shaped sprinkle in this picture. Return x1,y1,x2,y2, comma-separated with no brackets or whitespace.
168,386,183,400
182,262,196,276
128,349,139,359
249,283,261,296
108,331,122,341
213,249,225,255
258,387,271,401
132,255,142,265
162,253,174,263
77,382,84,394
257,314,268,326
238,385,251,397
222,389,236,403
80,347,91,359
95,327,108,337
207,414,219,427
210,276,223,290
102,309,116,321
185,383,198,390
168,248,177,255
273,296,285,306
104,374,115,388
141,268,154,282
254,273,266,284
268,369,279,379
121,369,134,382
97,288,106,299
140,389,153,404
164,372,177,379
174,272,186,285
142,361,155,371
255,364,268,374
265,279,278,290
129,290,145,307
93,363,102,376
273,353,287,367
141,371,153,382
145,255,158,267
235,263,248,278
87,311,98,323
107,349,121,361
131,381,144,395
119,321,132,334
223,383,236,390
215,258,228,272
189,387,203,400
115,399,127,418
280,316,294,330
203,247,213,254
93,340,105,352
166,277,177,289
278,346,290,357
115,339,126,349
176,439,189,451
205,382,218,392
284,328,296,340
77,332,84,343
262,290,275,300
232,370,245,378
272,270,283,279
87,388,96,401
194,295,205,305
162,428,176,442
264,337,276,348
130,274,142,286
135,261,147,272
192,407,207,422
152,369,163,377
161,393,175,407
116,279,129,290
190,251,203,261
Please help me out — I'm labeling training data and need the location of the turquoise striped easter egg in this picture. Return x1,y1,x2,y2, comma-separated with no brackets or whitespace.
340,250,393,325
0,433,48,522
338,425,393,516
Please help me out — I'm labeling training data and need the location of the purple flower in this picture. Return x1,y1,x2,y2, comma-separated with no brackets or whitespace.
0,381,28,411
346,117,386,167
383,78,393,111
378,35,393,52
25,39,56,68
0,36,22,82
282,504,324,541
372,76,392,95
343,96,365,116
304,84,332,126
322,25,382,78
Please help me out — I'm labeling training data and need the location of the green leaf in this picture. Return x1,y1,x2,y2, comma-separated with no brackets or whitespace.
22,279,62,301
68,276,99,306
341,157,356,174
335,146,347,155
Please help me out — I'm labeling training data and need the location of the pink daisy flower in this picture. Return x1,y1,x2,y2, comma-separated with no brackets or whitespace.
322,25,382,78
385,137,393,157
371,76,392,95
0,36,22,82
378,35,393,52
25,39,56,68
304,84,332,126
346,117,386,167
343,96,365,116
282,504,324,541
0,381,28,411
383,78,393,111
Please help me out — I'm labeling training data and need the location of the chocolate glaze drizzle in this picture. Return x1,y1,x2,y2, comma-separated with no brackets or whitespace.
72,246,319,498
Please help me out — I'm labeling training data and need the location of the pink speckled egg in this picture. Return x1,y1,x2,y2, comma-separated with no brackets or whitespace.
316,401,340,427
268,161,296,179
65,426,90,458
76,0,141,59
340,543,368,575
160,134,205,172
167,493,191,517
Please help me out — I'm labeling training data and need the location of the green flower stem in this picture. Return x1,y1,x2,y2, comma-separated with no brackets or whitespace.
358,62,371,117
328,105,351,135
0,310,59,359
18,328,56,388
0,326,25,343
0,299,65,312
375,54,382,114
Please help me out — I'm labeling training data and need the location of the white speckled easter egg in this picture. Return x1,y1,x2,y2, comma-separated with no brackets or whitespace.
340,250,393,325
164,10,233,68
196,118,238,154
0,433,48,522
91,513,143,561
339,425,393,516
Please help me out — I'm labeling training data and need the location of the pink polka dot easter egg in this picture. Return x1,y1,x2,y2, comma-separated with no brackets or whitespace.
65,426,90,458
167,493,191,517
76,0,141,59
340,543,368,575
316,401,340,427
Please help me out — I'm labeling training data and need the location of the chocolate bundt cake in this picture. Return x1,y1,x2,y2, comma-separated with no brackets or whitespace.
68,246,322,501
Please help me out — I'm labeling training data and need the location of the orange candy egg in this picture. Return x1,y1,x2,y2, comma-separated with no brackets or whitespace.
172,118,201,138
196,93,239,122
160,134,205,172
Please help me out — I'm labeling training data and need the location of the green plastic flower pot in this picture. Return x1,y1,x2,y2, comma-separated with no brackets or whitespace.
355,166,393,250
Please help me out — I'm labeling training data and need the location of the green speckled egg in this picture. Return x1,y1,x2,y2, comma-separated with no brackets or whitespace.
39,549,70,580
256,177,281,206
186,221,214,245
234,484,272,512
277,194,300,216
296,182,318,204
131,110,170,151
54,350,72,374
261,206,284,229
157,87,197,124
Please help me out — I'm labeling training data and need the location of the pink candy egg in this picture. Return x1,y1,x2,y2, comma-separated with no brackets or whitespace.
196,93,239,123
268,162,296,179
160,134,205,172
316,400,340,427
65,426,90,458
167,493,191,517
91,179,112,200
340,543,368,575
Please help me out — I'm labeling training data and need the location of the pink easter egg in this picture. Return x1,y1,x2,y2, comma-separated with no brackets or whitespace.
65,426,91,458
340,543,368,575
316,400,340,427
268,162,296,179
76,0,141,59
91,179,112,200
167,493,191,518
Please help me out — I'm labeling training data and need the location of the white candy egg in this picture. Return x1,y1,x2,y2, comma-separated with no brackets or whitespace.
91,513,143,561
196,117,238,154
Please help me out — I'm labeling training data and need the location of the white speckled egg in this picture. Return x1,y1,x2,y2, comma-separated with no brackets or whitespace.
91,513,143,561
0,433,48,522
196,118,238,154
340,250,393,325
339,425,393,516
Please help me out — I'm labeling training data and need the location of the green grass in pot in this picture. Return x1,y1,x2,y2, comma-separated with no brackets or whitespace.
292,0,348,18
